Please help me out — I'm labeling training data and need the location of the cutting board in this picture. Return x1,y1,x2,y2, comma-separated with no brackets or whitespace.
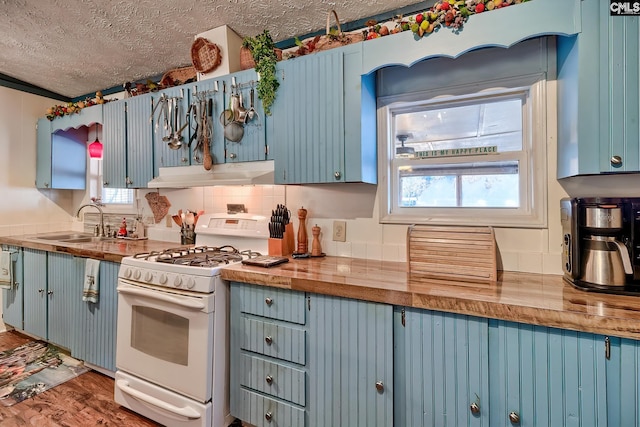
407,225,497,282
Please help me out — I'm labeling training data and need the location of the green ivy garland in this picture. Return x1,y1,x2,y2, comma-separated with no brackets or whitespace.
242,30,280,116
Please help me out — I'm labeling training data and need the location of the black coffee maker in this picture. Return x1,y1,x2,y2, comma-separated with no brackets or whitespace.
561,197,640,294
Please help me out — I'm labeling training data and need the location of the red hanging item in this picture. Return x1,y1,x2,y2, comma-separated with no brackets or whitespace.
88,138,103,158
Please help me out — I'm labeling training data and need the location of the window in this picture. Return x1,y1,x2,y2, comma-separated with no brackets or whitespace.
88,157,134,207
378,73,548,227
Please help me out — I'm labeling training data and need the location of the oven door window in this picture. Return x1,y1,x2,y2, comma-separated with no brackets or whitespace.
131,305,189,365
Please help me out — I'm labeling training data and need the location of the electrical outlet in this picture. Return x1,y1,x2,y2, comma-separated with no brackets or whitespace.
333,220,347,242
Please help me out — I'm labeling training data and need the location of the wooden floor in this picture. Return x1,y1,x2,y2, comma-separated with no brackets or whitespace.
0,330,162,426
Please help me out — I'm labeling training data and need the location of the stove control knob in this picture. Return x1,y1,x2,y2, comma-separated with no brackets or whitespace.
186,277,196,289
174,276,183,287
123,268,132,279
144,272,153,283
133,269,141,280
159,274,168,285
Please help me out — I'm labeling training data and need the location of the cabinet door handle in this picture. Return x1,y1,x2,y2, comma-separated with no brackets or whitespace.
611,155,623,166
334,171,342,180
375,381,384,392
266,375,273,385
265,411,273,422
265,336,273,345
265,297,273,306
509,411,520,424
470,402,480,414
47,290,53,295
38,289,44,293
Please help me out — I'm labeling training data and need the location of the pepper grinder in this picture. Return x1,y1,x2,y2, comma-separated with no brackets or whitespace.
297,207,308,254
311,224,322,256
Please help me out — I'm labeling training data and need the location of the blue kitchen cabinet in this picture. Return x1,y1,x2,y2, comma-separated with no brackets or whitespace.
153,86,191,169
185,79,226,166
270,44,376,184
124,93,155,188
394,307,489,427
102,99,127,188
558,0,640,177
308,293,393,427
47,252,84,350
1,246,23,329
36,118,87,190
604,336,640,426
488,320,607,427
219,69,268,163
103,94,155,188
74,260,119,372
36,104,103,189
22,248,47,339
230,282,307,427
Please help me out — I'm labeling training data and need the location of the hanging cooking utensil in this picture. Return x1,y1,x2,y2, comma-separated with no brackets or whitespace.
203,98,213,170
245,87,258,123
168,98,184,149
224,95,244,143
231,92,248,123
162,97,173,142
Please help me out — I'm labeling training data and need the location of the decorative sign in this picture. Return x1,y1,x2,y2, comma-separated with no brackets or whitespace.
415,145,498,159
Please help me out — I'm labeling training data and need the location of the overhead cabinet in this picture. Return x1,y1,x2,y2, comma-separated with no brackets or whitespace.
102,95,154,188
36,105,103,189
270,43,377,184
558,0,640,177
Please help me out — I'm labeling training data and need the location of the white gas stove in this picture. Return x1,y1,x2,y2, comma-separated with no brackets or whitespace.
115,212,270,427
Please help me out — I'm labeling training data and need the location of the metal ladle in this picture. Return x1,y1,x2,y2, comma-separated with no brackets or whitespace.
168,98,185,150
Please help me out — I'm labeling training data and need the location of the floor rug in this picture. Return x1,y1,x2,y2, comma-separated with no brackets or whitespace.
0,340,89,406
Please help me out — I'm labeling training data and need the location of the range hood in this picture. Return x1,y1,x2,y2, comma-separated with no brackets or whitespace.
147,160,275,188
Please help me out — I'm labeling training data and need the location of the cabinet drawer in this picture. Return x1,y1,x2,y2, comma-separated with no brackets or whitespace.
240,353,306,406
237,283,306,324
242,318,306,365
238,388,305,427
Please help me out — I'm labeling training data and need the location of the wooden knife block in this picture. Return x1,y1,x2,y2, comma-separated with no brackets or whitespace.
268,223,295,256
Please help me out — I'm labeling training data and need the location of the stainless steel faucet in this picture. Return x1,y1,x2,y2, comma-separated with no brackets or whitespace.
76,203,105,237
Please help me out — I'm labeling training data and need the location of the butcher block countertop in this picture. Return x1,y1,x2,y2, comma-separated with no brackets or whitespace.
0,232,176,263
221,256,640,340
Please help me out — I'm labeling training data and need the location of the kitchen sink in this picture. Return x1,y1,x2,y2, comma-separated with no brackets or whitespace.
61,236,115,243
30,233,115,243
34,233,95,241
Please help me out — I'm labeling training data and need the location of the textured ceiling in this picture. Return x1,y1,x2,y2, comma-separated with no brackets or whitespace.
0,0,420,99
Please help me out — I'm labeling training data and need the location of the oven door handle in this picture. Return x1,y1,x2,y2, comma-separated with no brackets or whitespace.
117,285,206,310
116,379,201,420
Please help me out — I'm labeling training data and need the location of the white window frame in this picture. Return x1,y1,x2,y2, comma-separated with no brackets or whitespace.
377,73,548,228
88,156,136,213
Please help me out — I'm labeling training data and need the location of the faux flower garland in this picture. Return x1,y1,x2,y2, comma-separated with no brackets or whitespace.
46,91,110,121
358,0,529,39
409,0,530,36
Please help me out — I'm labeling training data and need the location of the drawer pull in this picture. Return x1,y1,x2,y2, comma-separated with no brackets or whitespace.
509,411,520,424
265,336,273,345
470,402,480,414
266,375,273,385
265,411,273,422
375,381,384,392
265,297,273,306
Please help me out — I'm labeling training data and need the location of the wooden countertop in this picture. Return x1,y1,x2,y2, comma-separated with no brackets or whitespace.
221,256,640,340
0,232,178,263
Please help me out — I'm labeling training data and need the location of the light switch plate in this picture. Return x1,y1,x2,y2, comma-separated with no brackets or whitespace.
333,221,346,242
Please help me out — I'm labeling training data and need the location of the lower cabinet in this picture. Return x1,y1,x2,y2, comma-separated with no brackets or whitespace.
488,320,607,427
308,293,393,427
230,283,308,427
13,248,118,372
1,246,23,329
23,248,48,338
73,260,119,371
230,282,393,427
230,283,639,427
394,307,489,427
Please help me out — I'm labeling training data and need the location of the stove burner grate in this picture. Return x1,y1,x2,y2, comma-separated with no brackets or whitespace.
134,245,263,267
